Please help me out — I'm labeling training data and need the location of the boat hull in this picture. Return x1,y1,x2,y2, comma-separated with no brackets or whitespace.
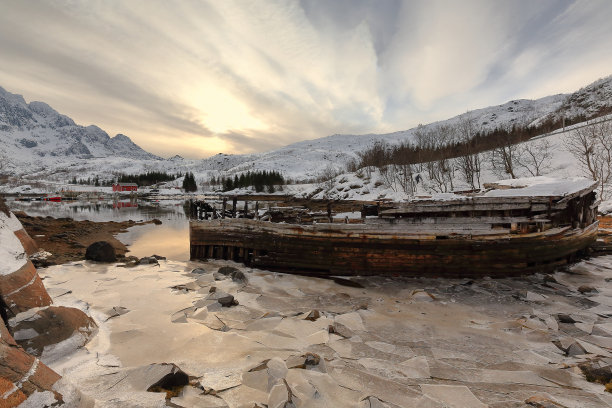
190,219,599,277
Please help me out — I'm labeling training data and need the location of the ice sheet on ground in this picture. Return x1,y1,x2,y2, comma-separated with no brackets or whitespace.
34,255,612,407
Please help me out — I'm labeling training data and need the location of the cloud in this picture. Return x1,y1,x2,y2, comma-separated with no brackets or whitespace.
0,0,610,158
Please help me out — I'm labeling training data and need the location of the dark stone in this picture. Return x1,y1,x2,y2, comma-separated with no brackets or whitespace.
139,256,159,265
191,268,207,275
566,342,587,357
579,361,612,384
151,254,166,260
578,285,598,294
142,363,189,398
304,310,320,321
151,219,162,225
218,266,239,276
557,313,577,324
209,286,216,293
218,294,237,307
230,270,248,284
85,241,116,262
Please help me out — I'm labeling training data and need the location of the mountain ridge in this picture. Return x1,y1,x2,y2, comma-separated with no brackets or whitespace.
1,74,611,181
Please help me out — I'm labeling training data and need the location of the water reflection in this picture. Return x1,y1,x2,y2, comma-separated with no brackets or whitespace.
117,223,190,261
7,198,192,261
7,199,188,222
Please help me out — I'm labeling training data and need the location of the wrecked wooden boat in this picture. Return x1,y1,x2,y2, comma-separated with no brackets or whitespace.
189,177,599,277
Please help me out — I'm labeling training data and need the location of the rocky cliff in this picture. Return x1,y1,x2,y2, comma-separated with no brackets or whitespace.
0,198,96,406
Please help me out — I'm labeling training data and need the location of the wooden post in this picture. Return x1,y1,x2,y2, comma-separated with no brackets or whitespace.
232,197,237,218
327,202,332,223
244,200,248,218
222,198,227,219
255,201,259,220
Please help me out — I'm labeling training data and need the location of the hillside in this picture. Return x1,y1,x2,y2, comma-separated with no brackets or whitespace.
1,75,611,185
0,86,160,175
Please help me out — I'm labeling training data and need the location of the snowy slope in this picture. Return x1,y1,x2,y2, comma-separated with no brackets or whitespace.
1,74,611,185
0,86,160,175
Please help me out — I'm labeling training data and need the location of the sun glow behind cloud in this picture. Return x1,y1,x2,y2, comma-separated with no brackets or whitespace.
0,0,611,158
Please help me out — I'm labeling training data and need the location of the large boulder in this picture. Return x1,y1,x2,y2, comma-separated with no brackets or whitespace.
85,241,117,262
0,319,63,405
0,260,52,315
13,228,38,256
10,306,98,361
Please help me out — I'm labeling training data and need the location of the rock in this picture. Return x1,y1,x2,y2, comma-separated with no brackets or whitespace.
85,241,116,262
525,394,568,407
213,272,228,281
10,306,98,359
231,270,248,284
566,342,587,357
13,228,38,256
124,363,189,397
286,353,324,372
151,254,166,260
218,266,239,276
117,256,140,268
191,268,207,274
304,310,320,321
218,294,238,307
206,290,238,307
0,260,53,314
579,360,612,384
0,320,63,403
139,256,159,265
578,285,598,294
557,313,576,323
151,218,162,225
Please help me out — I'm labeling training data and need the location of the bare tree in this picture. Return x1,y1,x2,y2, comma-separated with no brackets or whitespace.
564,120,612,198
490,129,520,179
516,139,553,176
317,165,340,192
456,112,482,189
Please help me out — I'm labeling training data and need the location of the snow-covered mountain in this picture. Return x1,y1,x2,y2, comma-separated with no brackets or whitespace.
1,74,611,183
0,86,160,174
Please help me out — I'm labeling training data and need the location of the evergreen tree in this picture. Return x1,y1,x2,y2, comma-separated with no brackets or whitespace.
182,172,197,192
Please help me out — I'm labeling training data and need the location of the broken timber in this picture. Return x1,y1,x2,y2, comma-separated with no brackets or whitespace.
190,178,600,277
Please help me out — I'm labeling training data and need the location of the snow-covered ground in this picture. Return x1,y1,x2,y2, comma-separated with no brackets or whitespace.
0,211,27,275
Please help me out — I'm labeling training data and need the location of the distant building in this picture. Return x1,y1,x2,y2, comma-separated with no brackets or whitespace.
112,182,138,192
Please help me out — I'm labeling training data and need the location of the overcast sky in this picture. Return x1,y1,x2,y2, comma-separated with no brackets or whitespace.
1,0,611,158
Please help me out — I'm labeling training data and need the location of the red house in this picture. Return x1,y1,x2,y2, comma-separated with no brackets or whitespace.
112,183,138,192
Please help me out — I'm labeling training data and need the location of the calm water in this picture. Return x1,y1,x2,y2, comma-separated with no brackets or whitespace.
7,199,192,261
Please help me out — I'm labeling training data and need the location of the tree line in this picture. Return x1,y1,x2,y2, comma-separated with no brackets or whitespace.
70,171,182,187
213,170,285,193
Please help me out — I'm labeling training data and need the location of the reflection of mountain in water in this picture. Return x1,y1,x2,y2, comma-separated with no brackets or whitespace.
7,199,190,223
